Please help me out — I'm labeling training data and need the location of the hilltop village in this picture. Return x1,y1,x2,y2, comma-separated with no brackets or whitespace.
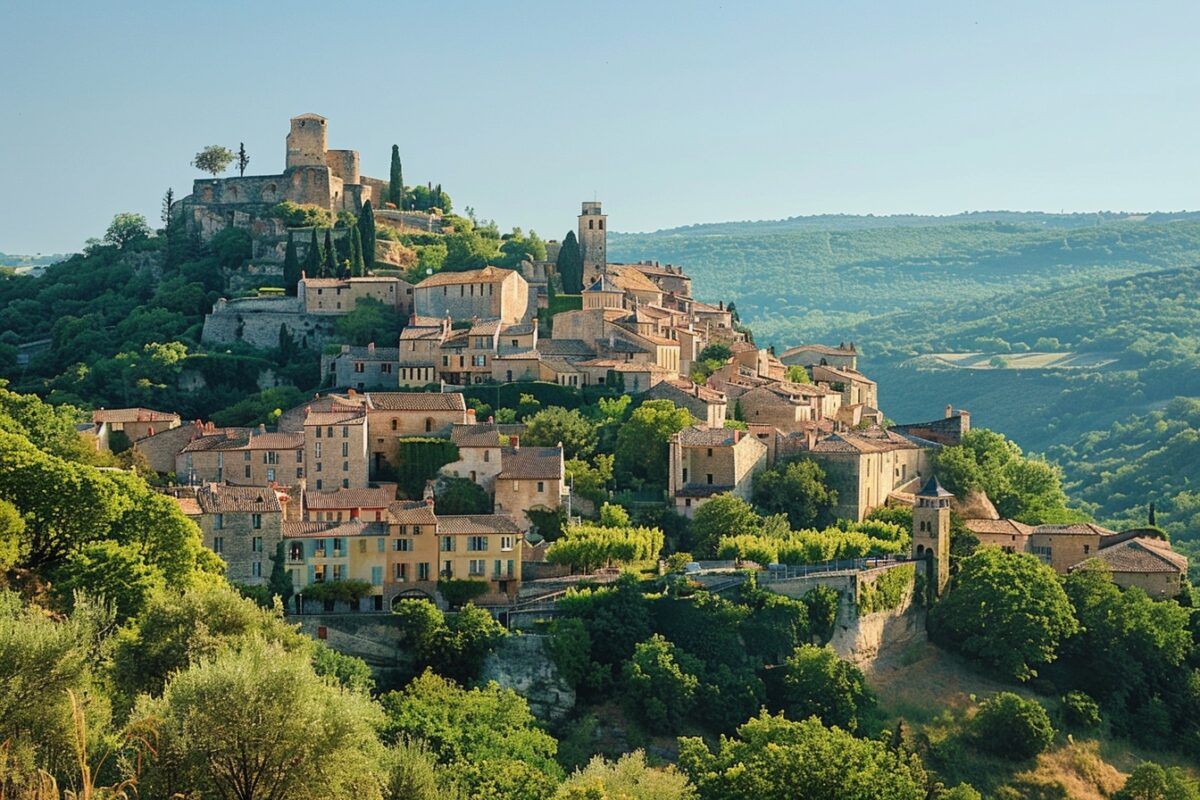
76,115,1186,621
5,113,1200,800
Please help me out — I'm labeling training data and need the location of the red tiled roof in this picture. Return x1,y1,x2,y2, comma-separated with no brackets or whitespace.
92,407,180,424
1080,537,1187,574
498,446,563,480
416,265,514,287
195,484,282,514
437,514,523,535
365,392,466,412
304,409,367,426
304,486,397,509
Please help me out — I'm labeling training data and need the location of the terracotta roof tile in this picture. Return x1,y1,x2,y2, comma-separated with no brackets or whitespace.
304,486,398,509
1081,537,1187,573
365,392,466,411
437,514,523,535
498,446,563,480
195,484,283,514
92,407,180,424
416,265,514,287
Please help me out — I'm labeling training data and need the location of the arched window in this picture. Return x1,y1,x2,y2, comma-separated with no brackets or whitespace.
262,184,277,202
228,186,239,201
916,544,926,556
589,220,594,229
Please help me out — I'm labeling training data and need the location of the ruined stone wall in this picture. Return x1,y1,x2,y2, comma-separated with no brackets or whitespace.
325,149,360,184
201,297,337,350
480,634,575,721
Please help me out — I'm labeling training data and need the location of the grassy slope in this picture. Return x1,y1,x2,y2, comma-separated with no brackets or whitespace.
869,642,1195,798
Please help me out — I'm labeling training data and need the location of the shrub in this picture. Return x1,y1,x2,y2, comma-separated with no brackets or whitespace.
272,201,334,228
1059,690,1101,730
781,644,874,731
857,564,915,616
970,692,1055,760
437,578,488,608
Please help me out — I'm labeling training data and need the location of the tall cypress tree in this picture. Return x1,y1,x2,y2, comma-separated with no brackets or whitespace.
323,229,337,279
557,230,584,294
389,145,404,209
303,228,322,276
282,231,300,295
349,225,365,277
358,201,376,270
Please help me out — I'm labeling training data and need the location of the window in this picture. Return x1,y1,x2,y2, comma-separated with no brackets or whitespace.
354,362,365,373
394,563,408,581
412,525,422,535
252,561,262,578
315,479,323,490
393,539,413,552
501,536,514,551
483,450,490,463
381,363,392,374
342,442,349,457
213,513,224,530
314,442,322,458
507,559,515,577
377,537,386,552
707,448,713,457
417,562,430,581
316,461,323,472
358,539,366,553
342,461,349,472
244,465,251,478
537,481,545,493
494,559,502,577
332,564,344,581
327,426,333,438
467,536,488,552
297,450,303,462
342,478,349,488
391,418,398,431
371,566,383,586
682,468,688,483
440,536,456,552
472,355,486,367
706,473,713,485
315,427,322,438
297,467,304,479
212,536,224,554
252,513,262,529
333,538,343,554
342,426,349,438
252,536,263,553
469,559,485,576
425,418,433,432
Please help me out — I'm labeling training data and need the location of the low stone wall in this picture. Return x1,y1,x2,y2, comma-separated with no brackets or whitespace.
201,296,338,349
294,613,412,689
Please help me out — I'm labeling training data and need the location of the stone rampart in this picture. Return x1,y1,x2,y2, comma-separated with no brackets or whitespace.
201,296,337,350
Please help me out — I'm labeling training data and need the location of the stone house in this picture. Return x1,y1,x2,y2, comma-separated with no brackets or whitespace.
185,484,284,586
734,382,841,432
629,261,692,297
397,315,452,387
962,518,1034,554
303,485,399,523
176,426,305,487
806,429,936,521
300,275,414,316
1027,523,1117,573
434,514,523,595
579,202,607,284
668,425,768,518
283,519,390,611
582,275,626,311
494,444,567,533
322,343,401,390
779,343,858,371
641,378,727,428
133,422,210,474
91,407,181,448
356,391,468,477
810,364,878,409
441,423,525,492
303,407,369,491
1076,535,1187,596
413,266,530,324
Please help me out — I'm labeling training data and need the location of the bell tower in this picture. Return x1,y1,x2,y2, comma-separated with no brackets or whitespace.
913,475,952,597
578,201,607,286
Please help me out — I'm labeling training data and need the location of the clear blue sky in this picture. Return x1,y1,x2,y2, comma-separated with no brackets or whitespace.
3,0,1198,253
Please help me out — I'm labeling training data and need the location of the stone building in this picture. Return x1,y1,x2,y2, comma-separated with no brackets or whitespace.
668,425,768,518
911,476,952,596
578,202,607,285
322,343,401,391
303,485,398,523
1074,535,1187,596
641,378,727,428
184,484,285,586
131,422,208,474
178,114,389,242
810,364,878,409
413,266,530,324
494,444,567,533
300,275,414,316
91,408,181,448
779,343,858,371
356,391,468,477
282,518,390,611
176,426,305,487
441,422,525,492
805,429,936,521
303,407,369,491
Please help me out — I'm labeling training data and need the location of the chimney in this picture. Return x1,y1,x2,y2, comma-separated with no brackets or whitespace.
367,342,375,354
734,429,743,443
945,404,953,419
305,406,312,417
805,428,817,450
466,408,477,422
257,423,266,434
719,300,724,310
423,480,436,502
487,415,495,424
341,344,350,354
509,436,520,450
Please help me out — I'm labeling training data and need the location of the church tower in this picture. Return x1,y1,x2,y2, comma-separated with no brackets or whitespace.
578,201,607,285
913,475,952,597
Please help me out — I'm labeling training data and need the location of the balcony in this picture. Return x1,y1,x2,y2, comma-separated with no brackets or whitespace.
314,549,326,559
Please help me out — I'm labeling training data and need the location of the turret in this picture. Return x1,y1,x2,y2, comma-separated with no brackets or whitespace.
913,475,953,598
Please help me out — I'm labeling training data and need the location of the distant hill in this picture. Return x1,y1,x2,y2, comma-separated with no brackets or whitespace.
614,215,1200,538
0,251,68,269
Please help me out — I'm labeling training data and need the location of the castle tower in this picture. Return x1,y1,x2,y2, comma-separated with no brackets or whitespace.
286,114,328,168
578,201,607,285
912,475,952,597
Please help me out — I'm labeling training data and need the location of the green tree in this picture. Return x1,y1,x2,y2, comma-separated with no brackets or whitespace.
359,200,377,269
785,365,812,384
0,499,24,573
304,227,323,276
324,228,338,278
931,548,1078,681
523,406,598,459
691,494,761,557
335,296,406,347
237,141,249,176
679,711,928,800
268,541,293,604
614,400,694,490
558,574,652,667
781,644,874,731
380,670,562,800
311,640,376,694
599,501,631,528
191,144,235,176
283,230,301,295
969,692,1055,760
751,459,837,530
392,600,506,684
350,223,366,277
557,230,585,293
1116,762,1200,800
52,540,164,623
135,639,386,800
565,454,613,505
555,751,696,800
389,145,404,209
103,212,151,249
623,635,700,733
384,737,448,800
435,477,491,514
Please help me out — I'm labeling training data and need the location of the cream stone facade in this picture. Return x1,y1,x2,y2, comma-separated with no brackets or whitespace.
413,266,530,324
177,426,305,487
183,484,285,586
300,276,414,316
494,445,567,532
669,425,768,518
806,429,935,521
303,407,369,491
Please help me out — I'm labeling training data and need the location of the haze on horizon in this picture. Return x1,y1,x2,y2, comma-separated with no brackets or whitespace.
2,0,1198,254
